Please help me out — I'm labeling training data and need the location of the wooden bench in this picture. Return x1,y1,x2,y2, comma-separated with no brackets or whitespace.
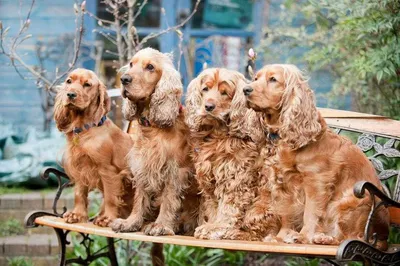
25,108,400,265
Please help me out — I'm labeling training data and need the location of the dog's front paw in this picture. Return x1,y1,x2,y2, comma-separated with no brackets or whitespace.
283,231,307,244
93,215,115,227
263,234,280,243
194,224,234,240
143,222,175,236
63,211,88,223
312,233,338,245
110,218,142,233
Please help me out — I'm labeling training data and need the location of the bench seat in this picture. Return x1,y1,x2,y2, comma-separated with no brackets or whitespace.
33,216,341,258
25,107,400,265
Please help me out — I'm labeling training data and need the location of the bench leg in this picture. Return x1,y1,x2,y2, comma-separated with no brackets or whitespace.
107,237,118,266
53,228,69,266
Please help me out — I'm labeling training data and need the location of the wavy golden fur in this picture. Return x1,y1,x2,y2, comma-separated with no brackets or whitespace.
245,64,389,249
54,68,134,227
185,68,280,240
111,48,199,236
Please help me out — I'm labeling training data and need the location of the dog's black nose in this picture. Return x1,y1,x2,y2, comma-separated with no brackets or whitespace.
67,92,77,99
243,86,253,96
205,103,215,112
121,74,132,85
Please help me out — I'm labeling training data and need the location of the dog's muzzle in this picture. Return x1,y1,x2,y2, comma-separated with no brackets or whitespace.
243,86,253,96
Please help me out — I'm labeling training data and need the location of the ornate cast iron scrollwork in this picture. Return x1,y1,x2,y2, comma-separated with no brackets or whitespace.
24,167,119,266
40,167,71,217
354,181,400,246
336,181,400,264
337,239,400,265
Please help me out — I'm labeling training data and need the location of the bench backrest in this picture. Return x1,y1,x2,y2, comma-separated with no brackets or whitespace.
320,108,400,226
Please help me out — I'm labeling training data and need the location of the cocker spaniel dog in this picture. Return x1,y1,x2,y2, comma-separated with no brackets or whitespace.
185,68,280,240
244,64,389,249
54,68,134,227
110,48,199,236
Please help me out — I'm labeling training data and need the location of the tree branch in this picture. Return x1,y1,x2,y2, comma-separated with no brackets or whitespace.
138,0,201,49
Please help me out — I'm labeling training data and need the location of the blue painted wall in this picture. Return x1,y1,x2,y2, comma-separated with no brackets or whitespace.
0,0,78,132
0,0,337,133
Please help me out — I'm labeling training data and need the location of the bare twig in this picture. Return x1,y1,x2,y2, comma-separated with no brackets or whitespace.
0,0,86,131
47,7,85,92
138,0,201,49
0,0,85,92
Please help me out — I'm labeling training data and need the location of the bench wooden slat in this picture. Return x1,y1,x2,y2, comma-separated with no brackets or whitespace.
318,108,400,138
318,108,386,119
34,216,339,257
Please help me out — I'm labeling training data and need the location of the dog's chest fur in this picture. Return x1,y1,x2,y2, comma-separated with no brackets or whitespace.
128,120,192,193
63,126,114,190
193,133,260,196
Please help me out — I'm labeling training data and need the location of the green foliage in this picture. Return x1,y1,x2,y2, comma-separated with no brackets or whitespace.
6,257,33,266
164,245,245,266
261,0,400,118
0,218,24,237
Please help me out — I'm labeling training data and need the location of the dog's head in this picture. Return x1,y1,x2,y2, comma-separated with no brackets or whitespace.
120,48,182,128
54,68,110,132
185,68,263,141
244,64,321,148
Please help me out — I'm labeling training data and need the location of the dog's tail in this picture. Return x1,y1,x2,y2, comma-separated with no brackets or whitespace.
151,243,164,266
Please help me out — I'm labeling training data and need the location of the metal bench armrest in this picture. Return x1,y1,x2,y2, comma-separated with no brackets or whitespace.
40,167,71,217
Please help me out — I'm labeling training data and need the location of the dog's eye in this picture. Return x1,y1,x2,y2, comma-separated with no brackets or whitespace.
129,62,133,68
83,82,91,87
66,78,72,84
269,77,277,82
221,91,227,96
146,64,154,71
202,87,208,92
254,77,258,81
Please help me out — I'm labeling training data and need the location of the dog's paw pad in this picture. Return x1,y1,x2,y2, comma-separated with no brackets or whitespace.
143,223,175,236
263,234,279,243
312,233,336,245
63,211,88,224
283,232,306,244
110,218,142,233
93,215,114,227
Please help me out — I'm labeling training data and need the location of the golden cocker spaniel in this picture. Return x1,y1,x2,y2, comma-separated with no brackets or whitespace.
110,48,199,236
244,64,389,249
185,68,280,240
54,68,134,227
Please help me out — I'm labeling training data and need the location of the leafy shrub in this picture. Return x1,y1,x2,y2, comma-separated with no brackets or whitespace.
261,0,400,118
0,218,24,237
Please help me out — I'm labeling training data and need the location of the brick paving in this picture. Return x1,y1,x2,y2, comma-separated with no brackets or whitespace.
0,190,74,264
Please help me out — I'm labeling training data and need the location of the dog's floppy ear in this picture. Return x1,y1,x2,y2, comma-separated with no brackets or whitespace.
279,65,321,149
122,98,138,121
228,72,264,143
149,60,182,128
93,80,111,121
53,83,74,132
184,75,203,132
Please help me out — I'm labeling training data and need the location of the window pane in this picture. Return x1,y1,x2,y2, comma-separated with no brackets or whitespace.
97,0,160,27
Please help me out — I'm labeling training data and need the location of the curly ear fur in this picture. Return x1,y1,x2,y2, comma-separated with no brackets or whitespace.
95,81,111,120
54,85,73,132
279,65,321,149
122,98,137,121
149,58,182,128
184,76,203,131
228,72,264,143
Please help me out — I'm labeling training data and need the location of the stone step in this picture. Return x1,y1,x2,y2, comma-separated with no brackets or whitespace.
0,234,59,257
0,190,74,211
